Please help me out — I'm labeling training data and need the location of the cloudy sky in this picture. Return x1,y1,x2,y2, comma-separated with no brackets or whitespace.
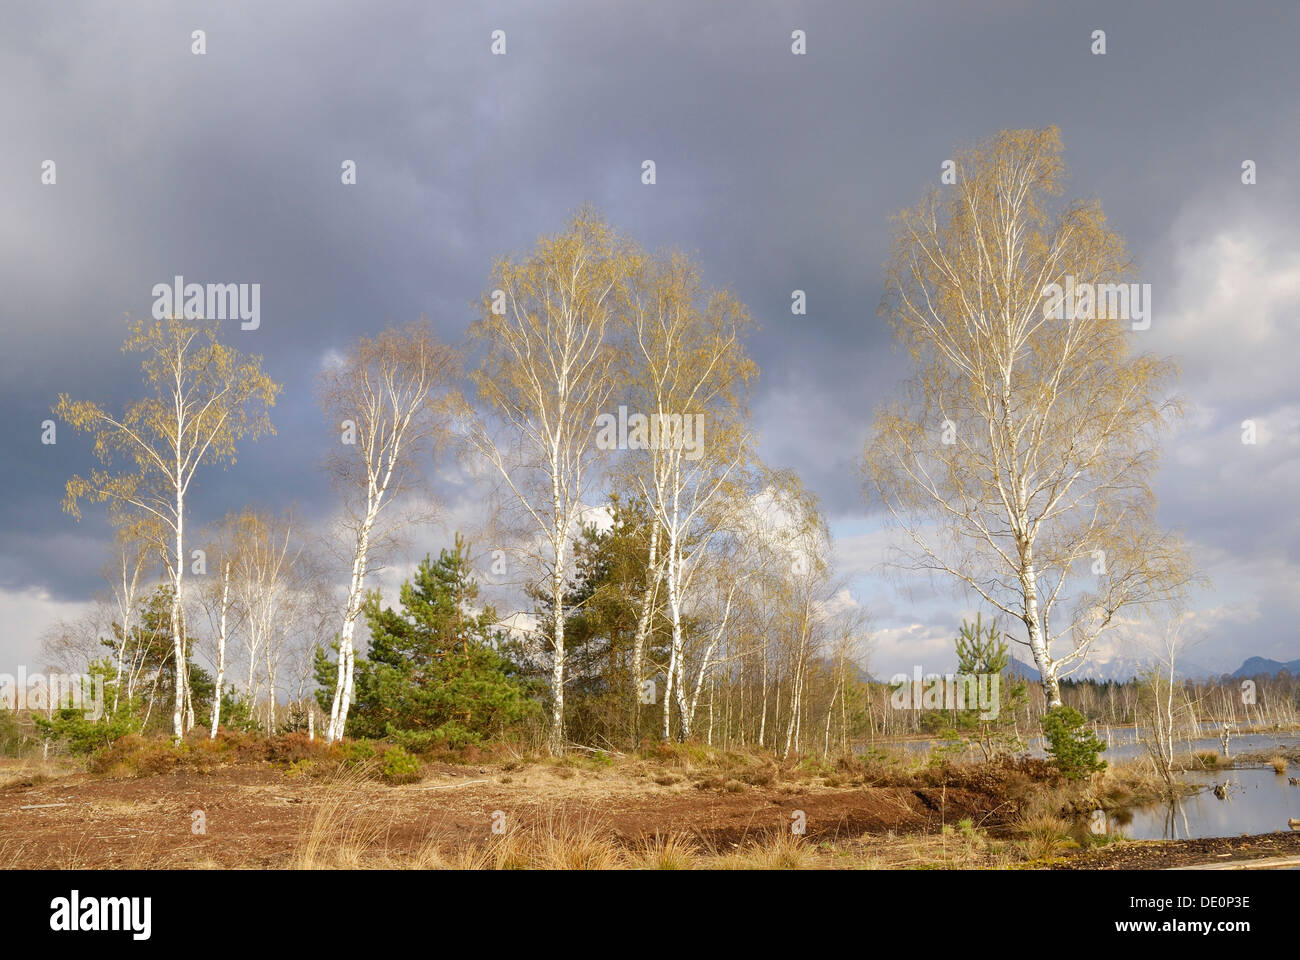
2,1,1297,680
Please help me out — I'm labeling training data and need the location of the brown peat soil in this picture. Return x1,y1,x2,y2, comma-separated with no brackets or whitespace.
2,745,1293,870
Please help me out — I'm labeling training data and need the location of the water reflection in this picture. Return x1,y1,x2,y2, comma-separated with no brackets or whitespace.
1109,768,1300,840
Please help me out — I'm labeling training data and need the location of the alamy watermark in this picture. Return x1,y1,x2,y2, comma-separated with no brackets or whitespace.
595,405,704,461
0,667,104,721
151,275,260,330
889,666,1000,721
50,890,151,940
1041,275,1151,331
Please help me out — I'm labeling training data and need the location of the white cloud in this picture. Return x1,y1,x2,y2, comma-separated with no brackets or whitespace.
1154,216,1300,409
0,587,96,673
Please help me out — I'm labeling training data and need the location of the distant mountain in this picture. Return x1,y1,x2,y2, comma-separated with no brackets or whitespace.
1231,656,1300,679
1008,655,1143,683
1007,657,1040,680
1071,657,1154,683
1008,655,1218,684
1004,654,1300,683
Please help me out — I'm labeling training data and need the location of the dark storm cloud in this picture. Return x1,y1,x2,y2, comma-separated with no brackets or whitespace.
2,1,1298,670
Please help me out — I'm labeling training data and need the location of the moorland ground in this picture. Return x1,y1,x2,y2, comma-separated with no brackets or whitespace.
4,734,1297,870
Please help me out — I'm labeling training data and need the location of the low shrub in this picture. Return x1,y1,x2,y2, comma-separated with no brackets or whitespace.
88,735,179,777
34,707,141,756
339,739,379,766
737,761,778,787
379,746,423,785
265,732,323,764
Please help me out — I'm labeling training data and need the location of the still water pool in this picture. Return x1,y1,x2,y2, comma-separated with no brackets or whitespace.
1108,767,1300,841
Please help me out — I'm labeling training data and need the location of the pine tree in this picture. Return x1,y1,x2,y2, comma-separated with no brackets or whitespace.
342,534,537,746
955,613,1008,677
953,613,1026,759
508,494,673,748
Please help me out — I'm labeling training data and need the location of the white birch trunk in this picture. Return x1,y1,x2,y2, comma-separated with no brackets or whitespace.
666,540,689,740
549,556,566,754
171,477,186,740
209,560,231,739
1021,548,1061,707
328,503,377,742
823,676,841,758
112,553,141,716
265,636,277,733
660,522,682,742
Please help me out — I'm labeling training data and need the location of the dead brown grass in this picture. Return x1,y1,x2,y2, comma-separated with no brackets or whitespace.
3,732,1087,870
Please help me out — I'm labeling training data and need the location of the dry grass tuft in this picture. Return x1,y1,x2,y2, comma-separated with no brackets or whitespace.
708,831,815,870
630,832,700,870
290,767,388,869
530,817,624,870
1017,814,1074,861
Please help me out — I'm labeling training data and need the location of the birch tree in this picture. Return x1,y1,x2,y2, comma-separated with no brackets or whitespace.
56,316,279,738
230,510,302,733
606,462,669,745
282,577,333,737
209,553,234,737
629,511,664,745
625,250,756,741
679,540,746,739
464,210,624,754
864,126,1198,707
823,605,869,757
320,321,458,742
104,520,158,712
780,498,833,758
740,476,835,757
1138,612,1196,796
294,559,337,738
196,511,248,737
